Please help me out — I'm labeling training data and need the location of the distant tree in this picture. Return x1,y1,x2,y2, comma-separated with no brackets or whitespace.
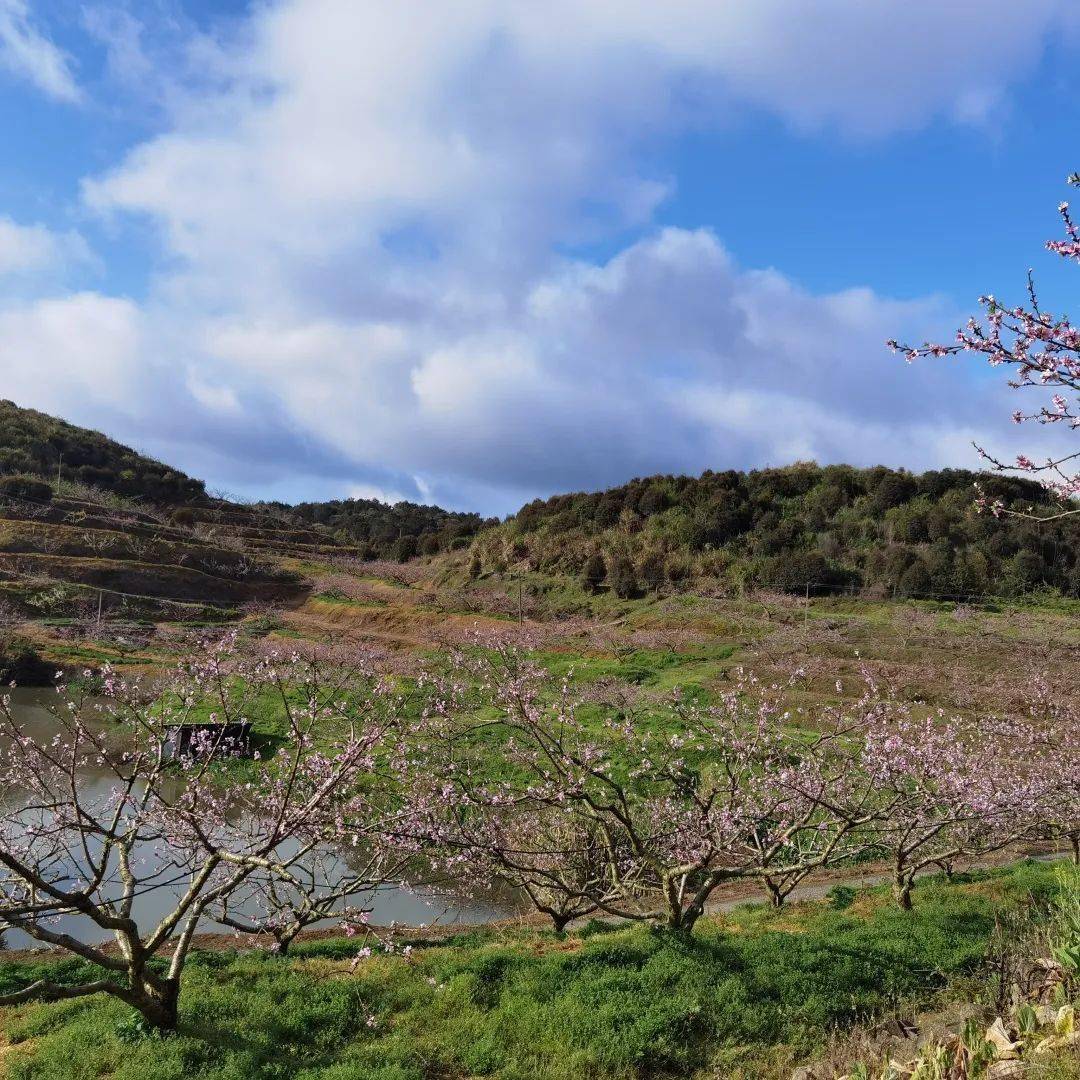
581,552,606,593
271,490,487,559
419,534,441,557
393,534,418,562
664,553,692,584
1005,550,1046,595
594,493,624,529
952,550,989,596
639,551,666,593
638,485,668,517
761,550,841,594
868,472,917,514
608,553,637,599
468,553,482,579
898,560,932,598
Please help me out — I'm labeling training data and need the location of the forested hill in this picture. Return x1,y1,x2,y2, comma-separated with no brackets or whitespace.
263,497,494,560
473,462,1080,598
0,399,205,504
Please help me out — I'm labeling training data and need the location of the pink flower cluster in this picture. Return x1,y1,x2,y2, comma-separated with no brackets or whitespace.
889,181,1080,519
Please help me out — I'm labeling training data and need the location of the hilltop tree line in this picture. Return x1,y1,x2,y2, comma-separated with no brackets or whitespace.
268,496,494,560
0,400,205,505
474,462,1080,598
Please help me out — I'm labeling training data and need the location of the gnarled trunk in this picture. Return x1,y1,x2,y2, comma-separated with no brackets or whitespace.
892,870,914,911
124,973,180,1031
549,912,572,934
763,877,786,908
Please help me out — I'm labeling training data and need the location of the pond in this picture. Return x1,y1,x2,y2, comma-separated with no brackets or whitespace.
0,688,519,949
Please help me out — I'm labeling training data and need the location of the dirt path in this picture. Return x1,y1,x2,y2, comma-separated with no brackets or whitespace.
706,850,1062,913
0,847,1069,966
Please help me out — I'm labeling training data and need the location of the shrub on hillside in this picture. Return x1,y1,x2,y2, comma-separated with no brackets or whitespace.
0,474,52,504
760,550,848,593
0,633,52,685
394,534,419,562
581,552,606,593
262,492,491,559
0,399,205,503
608,553,638,599
639,550,666,593
496,461,1080,598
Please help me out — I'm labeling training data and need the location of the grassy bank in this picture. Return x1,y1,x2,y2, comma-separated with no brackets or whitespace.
0,861,1071,1080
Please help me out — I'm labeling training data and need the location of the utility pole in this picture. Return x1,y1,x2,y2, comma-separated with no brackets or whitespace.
56,453,63,495
96,590,103,626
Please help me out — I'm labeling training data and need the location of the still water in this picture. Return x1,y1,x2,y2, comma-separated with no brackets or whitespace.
1,688,517,949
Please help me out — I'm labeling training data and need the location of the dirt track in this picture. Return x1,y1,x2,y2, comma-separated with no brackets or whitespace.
0,845,1068,965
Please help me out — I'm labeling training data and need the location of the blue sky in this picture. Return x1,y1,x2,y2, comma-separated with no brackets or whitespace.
1,0,1078,515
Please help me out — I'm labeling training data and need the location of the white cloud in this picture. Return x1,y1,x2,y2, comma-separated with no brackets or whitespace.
0,293,143,412
21,0,1072,512
85,0,1077,292
0,217,93,278
121,228,1021,513
186,376,242,416
0,0,80,103
349,483,408,506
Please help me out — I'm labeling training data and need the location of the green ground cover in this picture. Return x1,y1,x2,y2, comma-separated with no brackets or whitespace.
0,861,1069,1080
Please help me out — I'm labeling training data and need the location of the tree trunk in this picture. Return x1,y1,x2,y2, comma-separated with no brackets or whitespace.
665,902,704,933
129,976,179,1031
1069,830,1079,867
893,872,913,911
763,878,786,908
550,913,571,935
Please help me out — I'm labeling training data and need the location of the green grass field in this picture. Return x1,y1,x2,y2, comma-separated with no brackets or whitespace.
1,861,1072,1080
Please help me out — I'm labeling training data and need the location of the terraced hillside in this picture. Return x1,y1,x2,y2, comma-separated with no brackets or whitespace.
0,489,326,618
0,401,495,624
0,401,380,625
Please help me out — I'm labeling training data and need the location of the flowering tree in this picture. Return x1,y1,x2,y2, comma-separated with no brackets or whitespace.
889,178,1080,519
748,685,891,907
211,845,414,956
422,799,626,932
856,702,1043,909
1016,675,1080,865
413,639,1071,921
413,643,890,931
0,640,411,1029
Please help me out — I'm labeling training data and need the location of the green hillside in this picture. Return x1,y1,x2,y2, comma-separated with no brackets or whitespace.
5,400,1079,603
0,399,205,504
472,461,1080,599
